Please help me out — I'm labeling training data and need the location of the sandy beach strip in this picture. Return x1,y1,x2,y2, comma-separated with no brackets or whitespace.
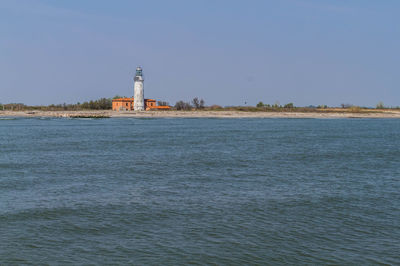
1,110,400,119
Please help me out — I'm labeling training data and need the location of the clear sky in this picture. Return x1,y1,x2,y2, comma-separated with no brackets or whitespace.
1,0,399,107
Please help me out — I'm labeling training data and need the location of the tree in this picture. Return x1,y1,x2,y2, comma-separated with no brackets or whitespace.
97,98,112,109
284,103,294,108
157,101,169,106
199,99,205,109
81,101,90,109
175,101,192,110
175,101,184,110
191,97,205,109
256,101,264,108
192,97,200,108
272,101,280,108
113,95,126,99
376,102,384,109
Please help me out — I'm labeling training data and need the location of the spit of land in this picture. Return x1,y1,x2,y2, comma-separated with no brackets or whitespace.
1,109,400,118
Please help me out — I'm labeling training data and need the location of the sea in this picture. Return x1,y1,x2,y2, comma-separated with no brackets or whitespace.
0,117,399,265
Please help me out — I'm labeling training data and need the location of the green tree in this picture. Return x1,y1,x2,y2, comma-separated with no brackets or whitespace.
256,101,264,108
272,101,280,108
376,102,384,109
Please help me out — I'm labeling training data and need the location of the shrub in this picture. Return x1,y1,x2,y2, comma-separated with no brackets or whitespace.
209,105,222,110
349,106,361,112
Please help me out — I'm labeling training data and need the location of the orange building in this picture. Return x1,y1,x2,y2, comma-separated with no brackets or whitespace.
112,97,170,111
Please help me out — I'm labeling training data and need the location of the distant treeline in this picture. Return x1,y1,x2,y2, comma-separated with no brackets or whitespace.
253,101,400,111
1,98,399,112
0,98,113,111
0,97,206,111
172,99,400,112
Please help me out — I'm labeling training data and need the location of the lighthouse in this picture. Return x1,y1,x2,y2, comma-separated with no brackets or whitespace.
133,66,144,111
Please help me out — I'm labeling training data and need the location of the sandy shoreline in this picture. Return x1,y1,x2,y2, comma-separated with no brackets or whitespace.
2,110,400,118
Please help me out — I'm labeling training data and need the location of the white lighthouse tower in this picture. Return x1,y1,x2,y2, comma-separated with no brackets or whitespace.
133,66,145,111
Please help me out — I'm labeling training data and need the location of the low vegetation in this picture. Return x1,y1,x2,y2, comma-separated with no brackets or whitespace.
1,98,399,113
173,100,400,113
0,98,114,111
174,97,205,110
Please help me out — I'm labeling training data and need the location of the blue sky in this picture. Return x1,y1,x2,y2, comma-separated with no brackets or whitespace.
1,0,399,107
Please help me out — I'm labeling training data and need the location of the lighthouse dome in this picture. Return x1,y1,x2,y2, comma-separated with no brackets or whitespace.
135,67,143,77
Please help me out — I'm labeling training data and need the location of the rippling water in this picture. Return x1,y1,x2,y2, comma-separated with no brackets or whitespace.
1,117,399,264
